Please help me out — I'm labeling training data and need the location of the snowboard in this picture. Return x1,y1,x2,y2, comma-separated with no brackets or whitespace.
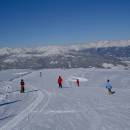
111,91,115,94
109,91,115,95
108,91,115,95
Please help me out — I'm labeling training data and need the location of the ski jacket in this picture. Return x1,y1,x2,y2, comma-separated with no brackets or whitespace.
76,79,79,85
106,82,112,89
20,81,25,86
58,77,62,84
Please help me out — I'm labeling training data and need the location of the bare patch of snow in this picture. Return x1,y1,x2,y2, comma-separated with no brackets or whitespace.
68,76,88,82
102,63,114,68
50,61,58,65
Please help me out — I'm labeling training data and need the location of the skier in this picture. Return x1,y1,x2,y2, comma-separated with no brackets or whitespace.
57,76,63,88
20,79,25,93
106,79,114,95
40,72,42,77
76,79,80,87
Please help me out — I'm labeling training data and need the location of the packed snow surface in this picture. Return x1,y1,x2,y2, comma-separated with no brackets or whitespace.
0,68,130,130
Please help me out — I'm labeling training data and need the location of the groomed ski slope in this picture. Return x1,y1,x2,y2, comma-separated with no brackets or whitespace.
0,68,130,130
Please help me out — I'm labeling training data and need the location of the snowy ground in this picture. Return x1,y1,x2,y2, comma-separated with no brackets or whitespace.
0,68,130,130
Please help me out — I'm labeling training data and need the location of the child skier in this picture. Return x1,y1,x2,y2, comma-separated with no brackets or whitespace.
57,76,63,88
20,79,25,93
76,79,80,87
106,79,113,95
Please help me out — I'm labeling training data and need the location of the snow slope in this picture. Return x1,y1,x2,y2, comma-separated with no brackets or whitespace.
0,68,130,130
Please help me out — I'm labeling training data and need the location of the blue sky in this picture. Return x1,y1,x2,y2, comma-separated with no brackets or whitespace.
0,0,130,47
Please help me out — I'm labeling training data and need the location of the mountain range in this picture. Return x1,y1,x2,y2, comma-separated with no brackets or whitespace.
0,40,130,70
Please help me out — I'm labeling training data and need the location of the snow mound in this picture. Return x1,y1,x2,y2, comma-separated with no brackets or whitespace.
13,72,29,75
68,76,88,82
102,63,114,68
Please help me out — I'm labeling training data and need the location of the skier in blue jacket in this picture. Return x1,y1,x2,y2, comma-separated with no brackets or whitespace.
106,80,113,94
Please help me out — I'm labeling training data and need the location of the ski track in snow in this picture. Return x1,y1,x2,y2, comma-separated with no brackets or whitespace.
0,90,44,130
32,89,50,113
0,71,51,130
65,72,102,130
1,68,130,130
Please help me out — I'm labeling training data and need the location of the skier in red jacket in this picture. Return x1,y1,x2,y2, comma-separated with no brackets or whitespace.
57,76,63,88
76,79,80,87
20,79,25,93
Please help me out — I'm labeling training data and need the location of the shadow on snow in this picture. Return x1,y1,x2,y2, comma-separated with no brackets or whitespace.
0,100,21,107
0,114,15,121
24,89,39,93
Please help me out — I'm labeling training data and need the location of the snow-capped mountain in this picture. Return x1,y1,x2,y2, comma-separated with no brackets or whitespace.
0,40,130,56
0,40,130,70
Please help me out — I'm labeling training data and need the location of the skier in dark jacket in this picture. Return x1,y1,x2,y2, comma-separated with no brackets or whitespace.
76,79,80,87
57,76,63,88
20,79,25,93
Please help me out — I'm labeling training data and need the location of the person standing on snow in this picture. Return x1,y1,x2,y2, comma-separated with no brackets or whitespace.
76,79,80,87
57,76,63,88
20,79,25,93
106,79,113,94
40,72,42,77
